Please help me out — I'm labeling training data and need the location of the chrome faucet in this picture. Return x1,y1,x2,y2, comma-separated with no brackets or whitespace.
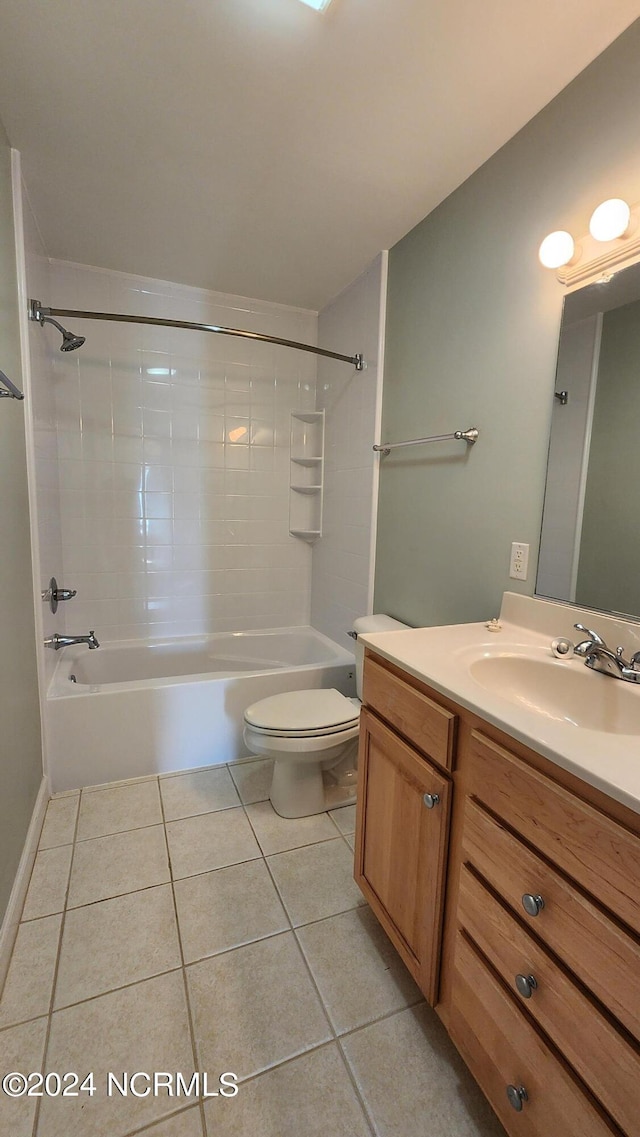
573,624,640,683
44,631,100,651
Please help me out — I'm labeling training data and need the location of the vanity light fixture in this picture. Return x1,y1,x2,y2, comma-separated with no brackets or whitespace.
538,231,576,270
589,198,632,242
298,0,334,10
539,195,640,286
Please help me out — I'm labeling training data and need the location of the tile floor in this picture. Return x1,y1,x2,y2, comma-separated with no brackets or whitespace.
0,759,506,1137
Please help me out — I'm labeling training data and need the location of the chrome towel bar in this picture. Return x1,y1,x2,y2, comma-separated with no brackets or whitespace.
0,369,24,400
373,427,478,456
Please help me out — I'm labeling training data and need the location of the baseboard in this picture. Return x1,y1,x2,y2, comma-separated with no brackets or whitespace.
0,777,49,994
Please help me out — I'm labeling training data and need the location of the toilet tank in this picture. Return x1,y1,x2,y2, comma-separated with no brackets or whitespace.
352,614,411,700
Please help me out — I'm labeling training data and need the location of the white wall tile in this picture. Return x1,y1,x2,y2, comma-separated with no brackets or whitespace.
43,260,316,641
22,185,65,683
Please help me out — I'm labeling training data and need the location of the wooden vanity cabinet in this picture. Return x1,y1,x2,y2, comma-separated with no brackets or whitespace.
354,654,455,1002
355,647,640,1137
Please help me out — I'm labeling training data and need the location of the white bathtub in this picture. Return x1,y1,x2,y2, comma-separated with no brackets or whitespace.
46,627,356,792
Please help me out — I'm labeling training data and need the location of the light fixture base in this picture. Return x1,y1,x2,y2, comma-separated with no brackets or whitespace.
557,201,640,289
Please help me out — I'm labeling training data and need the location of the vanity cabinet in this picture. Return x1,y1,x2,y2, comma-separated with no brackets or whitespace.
355,648,640,1137
353,658,455,1002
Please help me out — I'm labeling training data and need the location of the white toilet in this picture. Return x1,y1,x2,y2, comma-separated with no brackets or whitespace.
243,615,408,818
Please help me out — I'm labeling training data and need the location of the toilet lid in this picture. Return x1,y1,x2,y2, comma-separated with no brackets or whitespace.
244,688,360,735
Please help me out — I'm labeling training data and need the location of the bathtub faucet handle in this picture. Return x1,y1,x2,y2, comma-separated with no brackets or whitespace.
41,577,77,614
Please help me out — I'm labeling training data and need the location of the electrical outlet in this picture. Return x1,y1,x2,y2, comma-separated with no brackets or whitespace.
509,542,529,580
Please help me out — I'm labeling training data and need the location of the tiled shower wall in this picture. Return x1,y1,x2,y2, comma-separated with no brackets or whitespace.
40,261,317,642
311,254,386,647
22,183,65,684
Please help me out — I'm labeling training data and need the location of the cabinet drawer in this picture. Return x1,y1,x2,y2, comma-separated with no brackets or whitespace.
462,797,640,1042
362,654,456,770
458,864,640,1136
450,932,619,1137
466,729,640,935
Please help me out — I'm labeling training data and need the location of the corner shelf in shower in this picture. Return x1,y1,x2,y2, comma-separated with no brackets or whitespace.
289,410,324,543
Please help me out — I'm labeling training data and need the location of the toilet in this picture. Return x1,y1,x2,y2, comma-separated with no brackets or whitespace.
243,615,409,818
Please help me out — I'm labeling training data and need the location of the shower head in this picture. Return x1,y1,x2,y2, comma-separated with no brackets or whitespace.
60,328,86,352
39,314,85,352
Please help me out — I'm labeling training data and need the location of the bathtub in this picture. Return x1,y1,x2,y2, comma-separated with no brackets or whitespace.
46,627,356,792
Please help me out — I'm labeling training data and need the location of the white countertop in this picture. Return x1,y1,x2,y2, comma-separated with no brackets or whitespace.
360,593,640,816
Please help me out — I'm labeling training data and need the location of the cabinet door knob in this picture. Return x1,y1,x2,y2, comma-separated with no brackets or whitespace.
521,893,545,917
423,793,441,809
515,973,538,999
506,1084,528,1112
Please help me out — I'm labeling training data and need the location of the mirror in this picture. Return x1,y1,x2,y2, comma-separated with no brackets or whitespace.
537,259,640,621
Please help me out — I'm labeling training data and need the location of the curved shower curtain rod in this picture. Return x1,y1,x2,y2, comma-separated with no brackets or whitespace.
28,300,365,371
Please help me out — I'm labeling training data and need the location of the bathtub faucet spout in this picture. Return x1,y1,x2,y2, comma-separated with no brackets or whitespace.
45,631,100,651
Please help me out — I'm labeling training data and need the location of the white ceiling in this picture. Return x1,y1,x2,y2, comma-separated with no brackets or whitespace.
0,0,638,310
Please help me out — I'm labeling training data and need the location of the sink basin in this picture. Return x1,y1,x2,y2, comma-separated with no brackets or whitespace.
468,654,640,735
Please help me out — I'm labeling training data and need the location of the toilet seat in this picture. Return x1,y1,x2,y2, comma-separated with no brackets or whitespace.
244,688,359,739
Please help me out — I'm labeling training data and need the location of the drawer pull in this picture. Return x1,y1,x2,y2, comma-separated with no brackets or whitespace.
506,1084,528,1112
515,973,538,999
422,793,441,809
522,893,545,917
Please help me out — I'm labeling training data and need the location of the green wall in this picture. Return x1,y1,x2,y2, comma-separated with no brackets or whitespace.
0,118,43,921
374,20,640,627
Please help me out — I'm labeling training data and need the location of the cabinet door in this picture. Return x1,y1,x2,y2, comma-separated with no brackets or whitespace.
354,707,452,1002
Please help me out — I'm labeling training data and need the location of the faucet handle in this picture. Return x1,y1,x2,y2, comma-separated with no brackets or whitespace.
573,624,608,656
629,650,640,670
574,623,605,646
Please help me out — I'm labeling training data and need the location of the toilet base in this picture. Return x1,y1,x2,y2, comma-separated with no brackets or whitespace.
269,738,358,819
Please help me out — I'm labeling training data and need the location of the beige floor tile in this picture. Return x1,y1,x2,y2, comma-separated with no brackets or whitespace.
21,845,73,920
345,833,355,851
67,825,170,908
166,809,260,880
228,758,273,804
187,932,331,1080
0,915,62,1028
136,1105,204,1136
174,859,288,963
0,1017,48,1137
297,907,422,1034
267,838,365,927
77,779,162,841
160,767,239,821
39,795,79,849
329,804,357,835
203,1043,371,1136
54,885,181,1008
342,1005,507,1137
245,800,338,855
38,972,194,1137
